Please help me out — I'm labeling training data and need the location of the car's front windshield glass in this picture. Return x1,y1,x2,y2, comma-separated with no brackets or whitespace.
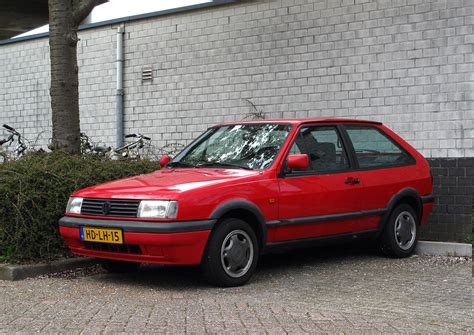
173,123,292,170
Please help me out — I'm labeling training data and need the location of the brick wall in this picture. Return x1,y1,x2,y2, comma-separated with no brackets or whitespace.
420,158,473,242
0,0,472,241
0,41,50,144
0,0,472,155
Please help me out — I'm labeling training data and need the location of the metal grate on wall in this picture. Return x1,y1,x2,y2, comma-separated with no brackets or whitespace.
141,66,153,83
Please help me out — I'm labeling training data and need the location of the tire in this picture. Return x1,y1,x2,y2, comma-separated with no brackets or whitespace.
379,203,419,258
100,259,141,273
201,218,259,287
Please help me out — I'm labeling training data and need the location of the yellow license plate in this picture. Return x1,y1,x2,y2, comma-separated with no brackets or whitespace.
80,227,123,244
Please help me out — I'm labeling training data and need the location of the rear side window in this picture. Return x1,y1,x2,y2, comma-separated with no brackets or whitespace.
344,125,414,169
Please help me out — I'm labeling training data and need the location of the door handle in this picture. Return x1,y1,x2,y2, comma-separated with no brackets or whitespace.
345,177,360,185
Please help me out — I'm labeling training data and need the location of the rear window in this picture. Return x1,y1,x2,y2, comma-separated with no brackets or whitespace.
344,125,414,169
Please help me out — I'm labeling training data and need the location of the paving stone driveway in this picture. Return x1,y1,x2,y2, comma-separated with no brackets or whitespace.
0,246,471,334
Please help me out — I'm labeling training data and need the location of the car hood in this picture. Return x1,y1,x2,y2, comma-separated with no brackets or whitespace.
72,168,261,200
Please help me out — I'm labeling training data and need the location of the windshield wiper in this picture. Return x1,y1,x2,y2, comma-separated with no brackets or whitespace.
196,161,253,170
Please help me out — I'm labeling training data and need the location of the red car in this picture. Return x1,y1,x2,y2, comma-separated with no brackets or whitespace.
59,118,434,286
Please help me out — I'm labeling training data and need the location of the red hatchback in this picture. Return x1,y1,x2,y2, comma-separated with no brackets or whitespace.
59,118,434,286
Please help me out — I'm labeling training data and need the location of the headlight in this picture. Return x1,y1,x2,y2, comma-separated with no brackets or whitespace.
66,197,83,214
138,200,178,219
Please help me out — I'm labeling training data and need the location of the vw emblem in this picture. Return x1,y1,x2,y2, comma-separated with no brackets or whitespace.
102,201,111,215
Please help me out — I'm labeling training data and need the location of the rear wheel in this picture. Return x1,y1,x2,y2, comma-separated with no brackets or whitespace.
201,218,259,287
379,204,419,258
100,259,141,273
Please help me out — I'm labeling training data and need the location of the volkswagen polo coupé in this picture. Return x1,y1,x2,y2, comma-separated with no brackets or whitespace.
59,118,434,286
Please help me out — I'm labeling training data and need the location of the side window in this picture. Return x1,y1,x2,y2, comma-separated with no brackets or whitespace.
345,126,414,169
289,126,350,173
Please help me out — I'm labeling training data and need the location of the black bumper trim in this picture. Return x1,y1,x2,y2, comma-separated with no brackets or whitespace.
421,195,435,204
59,216,216,233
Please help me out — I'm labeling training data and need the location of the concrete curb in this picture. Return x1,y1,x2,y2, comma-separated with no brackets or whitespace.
0,257,97,281
416,241,472,257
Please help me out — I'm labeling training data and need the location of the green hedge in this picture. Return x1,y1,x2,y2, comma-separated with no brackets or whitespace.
0,152,158,263
465,233,474,245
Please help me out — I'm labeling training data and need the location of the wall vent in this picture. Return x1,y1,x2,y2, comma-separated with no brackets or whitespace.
141,66,153,82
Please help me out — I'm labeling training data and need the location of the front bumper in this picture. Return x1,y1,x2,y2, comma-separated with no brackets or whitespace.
59,216,215,265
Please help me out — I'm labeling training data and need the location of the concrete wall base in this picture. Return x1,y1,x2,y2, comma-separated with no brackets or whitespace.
416,241,472,257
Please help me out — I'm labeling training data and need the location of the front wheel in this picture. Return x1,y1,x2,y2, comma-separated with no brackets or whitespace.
201,218,259,287
379,204,419,258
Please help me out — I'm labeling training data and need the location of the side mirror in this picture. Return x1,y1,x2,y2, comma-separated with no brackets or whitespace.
159,155,171,167
287,154,309,170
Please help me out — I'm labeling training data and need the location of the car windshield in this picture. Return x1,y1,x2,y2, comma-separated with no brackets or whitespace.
172,123,292,170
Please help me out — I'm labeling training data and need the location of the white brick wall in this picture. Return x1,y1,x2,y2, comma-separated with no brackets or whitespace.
0,0,472,157
0,40,51,146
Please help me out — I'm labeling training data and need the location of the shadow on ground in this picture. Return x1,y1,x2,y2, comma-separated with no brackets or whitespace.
89,239,381,289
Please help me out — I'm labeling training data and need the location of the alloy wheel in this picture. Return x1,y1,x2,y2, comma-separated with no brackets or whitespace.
220,229,254,278
394,211,416,250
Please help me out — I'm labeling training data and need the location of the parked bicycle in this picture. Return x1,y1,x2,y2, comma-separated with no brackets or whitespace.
0,124,28,162
0,126,176,162
80,132,111,156
109,133,152,160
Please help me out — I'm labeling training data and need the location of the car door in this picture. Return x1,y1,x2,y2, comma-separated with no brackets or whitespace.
342,124,418,230
274,124,365,242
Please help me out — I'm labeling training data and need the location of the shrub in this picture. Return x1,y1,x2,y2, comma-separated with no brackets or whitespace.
465,233,474,245
0,152,158,263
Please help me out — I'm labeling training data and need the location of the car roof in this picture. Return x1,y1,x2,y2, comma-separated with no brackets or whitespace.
214,117,382,127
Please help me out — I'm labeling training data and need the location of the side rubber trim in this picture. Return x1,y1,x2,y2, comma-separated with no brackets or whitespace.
59,216,216,233
421,195,435,204
263,230,378,253
266,208,387,227
209,199,268,245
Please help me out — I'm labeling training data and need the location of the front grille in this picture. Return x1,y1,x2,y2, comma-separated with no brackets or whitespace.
81,198,140,217
84,242,142,254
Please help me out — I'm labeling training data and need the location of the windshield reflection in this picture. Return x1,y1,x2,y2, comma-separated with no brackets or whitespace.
172,124,292,170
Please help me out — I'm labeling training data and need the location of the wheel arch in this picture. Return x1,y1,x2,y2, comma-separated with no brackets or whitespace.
209,199,267,249
379,188,423,233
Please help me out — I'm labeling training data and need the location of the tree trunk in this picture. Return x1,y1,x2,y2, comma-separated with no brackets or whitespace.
48,0,106,153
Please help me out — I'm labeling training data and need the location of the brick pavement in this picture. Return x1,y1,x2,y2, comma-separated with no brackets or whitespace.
0,247,471,333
